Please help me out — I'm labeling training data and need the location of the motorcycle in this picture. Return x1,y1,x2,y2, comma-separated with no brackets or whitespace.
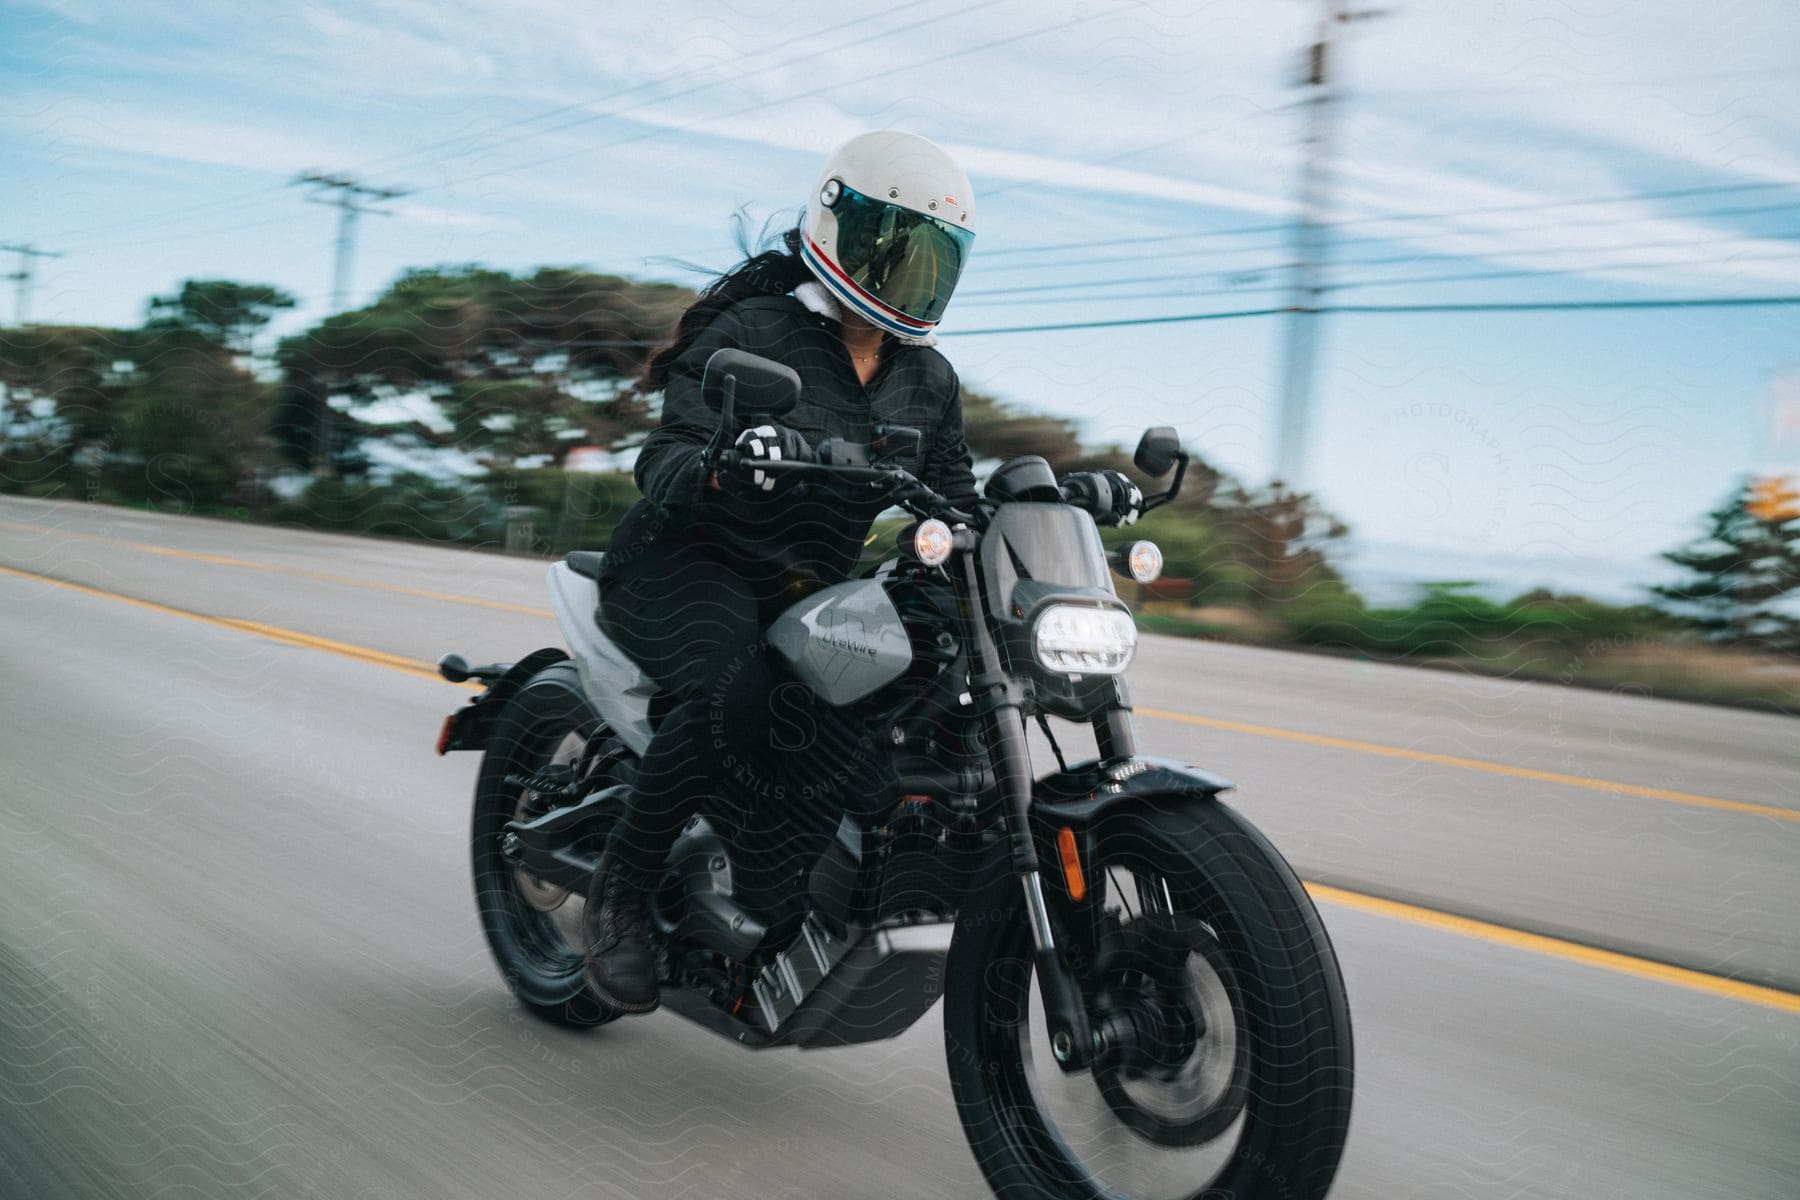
436,349,1353,1199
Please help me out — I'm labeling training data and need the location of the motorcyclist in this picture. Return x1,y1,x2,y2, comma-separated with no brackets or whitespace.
582,131,982,1012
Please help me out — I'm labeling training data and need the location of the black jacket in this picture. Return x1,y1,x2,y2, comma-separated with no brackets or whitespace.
603,294,977,589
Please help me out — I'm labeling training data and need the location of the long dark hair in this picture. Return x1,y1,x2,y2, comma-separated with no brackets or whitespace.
638,218,811,394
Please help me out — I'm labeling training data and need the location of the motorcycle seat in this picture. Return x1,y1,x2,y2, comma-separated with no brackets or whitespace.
565,551,606,582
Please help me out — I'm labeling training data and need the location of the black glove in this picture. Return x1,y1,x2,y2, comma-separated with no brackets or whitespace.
725,423,814,494
1096,468,1144,526
1060,469,1144,526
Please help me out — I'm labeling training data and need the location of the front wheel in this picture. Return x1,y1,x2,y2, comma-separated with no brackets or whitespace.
944,800,1353,1200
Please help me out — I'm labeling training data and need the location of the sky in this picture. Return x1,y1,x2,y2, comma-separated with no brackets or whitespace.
4,0,1800,600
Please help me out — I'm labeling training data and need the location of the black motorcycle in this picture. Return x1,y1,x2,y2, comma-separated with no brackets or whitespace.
437,350,1353,1199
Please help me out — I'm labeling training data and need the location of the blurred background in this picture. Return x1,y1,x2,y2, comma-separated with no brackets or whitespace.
4,0,1799,703
2,4,1798,1199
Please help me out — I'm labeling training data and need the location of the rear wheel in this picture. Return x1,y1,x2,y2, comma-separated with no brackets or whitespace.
471,663,633,1027
944,800,1353,1199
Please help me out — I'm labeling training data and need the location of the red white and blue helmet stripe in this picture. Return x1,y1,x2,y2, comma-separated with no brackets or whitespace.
801,234,940,339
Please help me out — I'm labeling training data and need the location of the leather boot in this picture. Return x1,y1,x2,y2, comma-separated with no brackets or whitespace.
582,858,659,1013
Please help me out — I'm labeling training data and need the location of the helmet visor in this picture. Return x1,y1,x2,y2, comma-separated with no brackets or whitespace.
830,184,974,324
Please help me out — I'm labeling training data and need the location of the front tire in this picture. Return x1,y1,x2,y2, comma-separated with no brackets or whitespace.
944,799,1353,1199
471,662,628,1027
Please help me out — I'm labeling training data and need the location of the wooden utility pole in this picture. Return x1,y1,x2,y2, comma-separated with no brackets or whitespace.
292,173,409,312
2,243,64,325
1273,2,1386,491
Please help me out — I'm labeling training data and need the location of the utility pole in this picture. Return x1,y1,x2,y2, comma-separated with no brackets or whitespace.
292,172,409,312
2,243,65,325
1273,1,1385,491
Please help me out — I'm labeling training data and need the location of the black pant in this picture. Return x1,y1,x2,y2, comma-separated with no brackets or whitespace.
598,536,795,893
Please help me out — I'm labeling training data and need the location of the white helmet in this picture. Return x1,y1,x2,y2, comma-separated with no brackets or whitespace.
800,131,975,338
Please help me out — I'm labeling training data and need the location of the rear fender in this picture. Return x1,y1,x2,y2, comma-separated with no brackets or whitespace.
437,648,571,753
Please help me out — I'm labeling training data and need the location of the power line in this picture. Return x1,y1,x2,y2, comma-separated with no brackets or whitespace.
959,223,1800,304
80,211,310,255
327,5,947,182
402,0,1003,192
1328,217,1800,272
956,281,1287,308
962,266,1286,298
941,294,1800,337
978,179,1800,259
973,197,1800,277
945,307,1295,335
43,2,979,248
1335,296,1800,315
959,245,1800,310
658,186,1800,278
1361,63,1800,100
1325,247,1800,294
412,2,1135,195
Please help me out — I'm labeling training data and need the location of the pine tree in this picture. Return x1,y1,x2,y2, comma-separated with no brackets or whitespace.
1653,476,1800,652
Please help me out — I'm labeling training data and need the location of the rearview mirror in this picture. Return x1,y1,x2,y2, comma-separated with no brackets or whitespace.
1134,426,1181,477
702,349,801,420
870,424,923,462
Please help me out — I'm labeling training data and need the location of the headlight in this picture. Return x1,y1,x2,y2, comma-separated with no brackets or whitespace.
1032,605,1137,675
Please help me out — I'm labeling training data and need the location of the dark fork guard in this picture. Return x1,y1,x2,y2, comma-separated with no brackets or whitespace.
956,553,1105,1072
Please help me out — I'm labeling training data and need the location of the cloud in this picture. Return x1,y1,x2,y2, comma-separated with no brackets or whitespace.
13,0,1800,298
6,99,343,176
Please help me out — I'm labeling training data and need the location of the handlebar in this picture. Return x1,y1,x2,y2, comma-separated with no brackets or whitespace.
712,447,979,528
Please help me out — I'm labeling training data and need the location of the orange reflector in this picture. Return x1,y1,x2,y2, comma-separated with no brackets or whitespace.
1056,827,1086,902
435,714,455,756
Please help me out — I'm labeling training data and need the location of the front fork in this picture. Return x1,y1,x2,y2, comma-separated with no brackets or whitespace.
960,558,1138,1073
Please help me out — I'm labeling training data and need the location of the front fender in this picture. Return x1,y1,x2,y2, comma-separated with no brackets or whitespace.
1033,755,1233,826
1030,756,1233,913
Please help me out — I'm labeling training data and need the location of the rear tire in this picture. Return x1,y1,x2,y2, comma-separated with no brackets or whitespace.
471,662,628,1028
944,799,1353,1199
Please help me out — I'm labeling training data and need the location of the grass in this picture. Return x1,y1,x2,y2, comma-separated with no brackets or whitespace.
1138,607,1800,714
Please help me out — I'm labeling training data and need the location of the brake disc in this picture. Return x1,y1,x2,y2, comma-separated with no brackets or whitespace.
1091,912,1249,1147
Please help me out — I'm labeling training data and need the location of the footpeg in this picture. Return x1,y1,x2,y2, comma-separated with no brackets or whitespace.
504,764,583,800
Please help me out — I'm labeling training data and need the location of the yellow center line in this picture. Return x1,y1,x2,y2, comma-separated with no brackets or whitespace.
4,513,1791,823
1137,707,1800,823
0,517,556,618
0,563,477,689
4,561,1798,1016
1303,882,1800,1016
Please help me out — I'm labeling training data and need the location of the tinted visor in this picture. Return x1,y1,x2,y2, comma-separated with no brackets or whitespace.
831,184,974,324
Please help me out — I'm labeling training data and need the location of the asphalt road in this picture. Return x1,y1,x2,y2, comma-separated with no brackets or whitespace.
1,494,1796,1199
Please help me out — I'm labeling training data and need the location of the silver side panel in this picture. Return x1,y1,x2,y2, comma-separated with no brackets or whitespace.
766,579,912,707
545,562,655,755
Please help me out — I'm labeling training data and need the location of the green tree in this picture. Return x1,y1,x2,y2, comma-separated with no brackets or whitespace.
114,330,276,509
0,322,274,508
274,265,690,472
1653,478,1800,651
960,388,1085,471
146,279,296,352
